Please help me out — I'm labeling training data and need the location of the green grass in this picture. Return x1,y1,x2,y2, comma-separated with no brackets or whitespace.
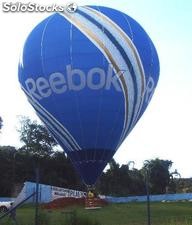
1,202,192,225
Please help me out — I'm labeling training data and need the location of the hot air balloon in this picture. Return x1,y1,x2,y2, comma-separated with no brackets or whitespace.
18,5,160,186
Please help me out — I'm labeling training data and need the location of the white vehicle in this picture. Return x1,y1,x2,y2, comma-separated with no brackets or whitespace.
0,201,13,213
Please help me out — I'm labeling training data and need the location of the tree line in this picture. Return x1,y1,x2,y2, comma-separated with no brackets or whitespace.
0,116,186,197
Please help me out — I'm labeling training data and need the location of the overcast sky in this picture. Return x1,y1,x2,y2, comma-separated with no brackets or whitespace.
0,0,192,177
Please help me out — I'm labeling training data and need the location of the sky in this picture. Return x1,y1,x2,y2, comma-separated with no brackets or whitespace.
0,0,192,177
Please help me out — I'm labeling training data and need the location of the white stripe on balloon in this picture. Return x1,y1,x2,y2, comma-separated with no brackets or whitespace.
21,86,81,151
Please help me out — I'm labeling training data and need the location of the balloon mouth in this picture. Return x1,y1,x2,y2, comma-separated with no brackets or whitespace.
67,149,115,185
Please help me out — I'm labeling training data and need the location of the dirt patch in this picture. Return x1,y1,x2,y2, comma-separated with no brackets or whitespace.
42,197,108,209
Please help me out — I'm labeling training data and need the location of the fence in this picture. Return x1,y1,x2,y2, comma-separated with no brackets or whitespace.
0,197,15,202
106,193,192,203
0,181,86,204
1,181,192,204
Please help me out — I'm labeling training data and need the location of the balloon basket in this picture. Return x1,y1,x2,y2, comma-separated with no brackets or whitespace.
85,197,102,210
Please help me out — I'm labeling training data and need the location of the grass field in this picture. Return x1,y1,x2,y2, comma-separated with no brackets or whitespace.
1,202,192,225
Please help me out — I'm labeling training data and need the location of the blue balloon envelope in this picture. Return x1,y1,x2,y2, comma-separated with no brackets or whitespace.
18,6,160,185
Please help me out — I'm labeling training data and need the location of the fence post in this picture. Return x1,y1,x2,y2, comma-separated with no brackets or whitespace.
35,167,39,225
146,169,151,225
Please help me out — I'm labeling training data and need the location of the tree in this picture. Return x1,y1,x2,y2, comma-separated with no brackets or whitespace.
168,170,181,193
128,168,146,195
143,158,173,194
16,117,84,190
18,116,58,157
0,146,18,196
0,116,3,131
98,159,145,196
40,151,83,189
0,146,83,196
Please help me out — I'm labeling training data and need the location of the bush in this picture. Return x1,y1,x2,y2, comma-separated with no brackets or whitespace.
38,210,51,225
63,211,102,225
